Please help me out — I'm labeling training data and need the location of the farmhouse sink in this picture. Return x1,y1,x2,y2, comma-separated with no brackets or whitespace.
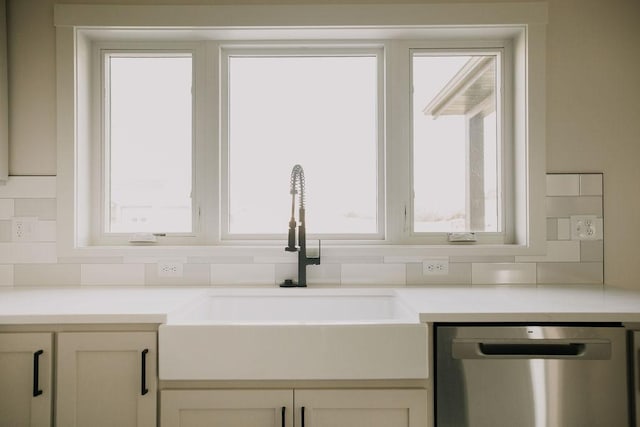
159,289,428,381
166,288,419,324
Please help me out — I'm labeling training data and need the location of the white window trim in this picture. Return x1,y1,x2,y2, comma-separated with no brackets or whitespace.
55,3,547,258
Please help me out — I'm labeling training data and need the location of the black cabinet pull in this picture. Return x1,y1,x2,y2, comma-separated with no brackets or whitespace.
301,406,305,427
281,406,286,427
141,348,149,396
33,349,43,397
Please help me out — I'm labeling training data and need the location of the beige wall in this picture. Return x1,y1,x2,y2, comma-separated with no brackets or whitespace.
5,0,640,288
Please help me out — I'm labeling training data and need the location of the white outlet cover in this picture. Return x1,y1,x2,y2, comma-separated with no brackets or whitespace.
570,215,602,240
11,217,38,242
422,259,449,275
158,262,184,278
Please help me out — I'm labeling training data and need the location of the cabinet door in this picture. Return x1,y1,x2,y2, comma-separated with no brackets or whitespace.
0,333,52,427
161,390,294,427
56,332,156,427
294,389,427,427
634,331,640,427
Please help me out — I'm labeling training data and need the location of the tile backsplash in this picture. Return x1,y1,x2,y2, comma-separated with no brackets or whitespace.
0,173,604,287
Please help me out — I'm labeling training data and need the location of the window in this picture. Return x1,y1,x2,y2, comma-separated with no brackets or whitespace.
222,49,383,239
411,51,501,234
103,53,193,234
56,4,547,255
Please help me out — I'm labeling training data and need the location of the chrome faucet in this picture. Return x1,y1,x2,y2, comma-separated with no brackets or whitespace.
280,164,321,288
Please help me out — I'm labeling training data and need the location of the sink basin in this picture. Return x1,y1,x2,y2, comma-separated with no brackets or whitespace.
159,289,428,381
167,288,419,324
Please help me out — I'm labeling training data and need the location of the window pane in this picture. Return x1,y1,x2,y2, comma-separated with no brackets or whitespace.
107,55,192,233
227,55,378,235
412,53,500,232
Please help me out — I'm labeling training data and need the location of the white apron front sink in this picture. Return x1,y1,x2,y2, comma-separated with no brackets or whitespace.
159,289,428,381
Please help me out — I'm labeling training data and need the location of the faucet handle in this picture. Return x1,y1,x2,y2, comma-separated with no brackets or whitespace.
285,219,297,251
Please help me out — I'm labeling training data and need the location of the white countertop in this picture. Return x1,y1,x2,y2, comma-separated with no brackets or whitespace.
394,286,640,323
0,287,205,324
1,285,640,325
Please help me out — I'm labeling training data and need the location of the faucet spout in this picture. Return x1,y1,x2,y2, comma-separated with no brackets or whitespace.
280,164,320,288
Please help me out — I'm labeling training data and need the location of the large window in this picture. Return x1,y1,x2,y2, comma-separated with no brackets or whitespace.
104,53,193,234
56,3,547,254
223,50,382,238
412,51,501,234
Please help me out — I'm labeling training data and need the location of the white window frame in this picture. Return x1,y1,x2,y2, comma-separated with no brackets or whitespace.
219,45,386,242
55,3,547,257
96,47,200,245
404,46,509,245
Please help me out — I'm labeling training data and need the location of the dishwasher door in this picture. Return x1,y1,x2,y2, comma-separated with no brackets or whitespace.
436,325,629,427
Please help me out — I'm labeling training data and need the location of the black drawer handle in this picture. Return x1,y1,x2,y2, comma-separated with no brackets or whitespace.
301,406,305,427
33,349,44,397
141,348,149,395
281,406,285,427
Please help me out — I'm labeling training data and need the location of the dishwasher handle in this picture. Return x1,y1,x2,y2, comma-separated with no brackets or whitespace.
452,339,611,360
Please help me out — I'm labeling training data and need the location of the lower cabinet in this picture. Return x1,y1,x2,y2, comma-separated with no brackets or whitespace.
162,390,294,427
295,389,427,427
161,388,427,427
0,332,53,427
56,332,157,427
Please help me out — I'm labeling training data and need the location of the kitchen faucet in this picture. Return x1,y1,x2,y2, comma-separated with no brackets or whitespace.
280,164,321,288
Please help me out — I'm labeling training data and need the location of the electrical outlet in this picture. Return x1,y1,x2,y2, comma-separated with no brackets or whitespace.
423,259,449,275
570,215,602,240
12,217,38,242
158,262,183,278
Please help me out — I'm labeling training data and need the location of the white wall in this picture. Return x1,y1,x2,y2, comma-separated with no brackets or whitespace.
5,0,640,288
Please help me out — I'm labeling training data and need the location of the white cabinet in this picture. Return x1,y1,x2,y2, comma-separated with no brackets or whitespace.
0,333,52,427
162,390,293,427
295,389,427,427
634,331,640,427
161,389,427,427
56,332,157,427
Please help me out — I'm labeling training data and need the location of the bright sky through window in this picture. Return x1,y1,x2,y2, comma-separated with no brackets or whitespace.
107,55,193,233
227,55,379,235
412,54,499,233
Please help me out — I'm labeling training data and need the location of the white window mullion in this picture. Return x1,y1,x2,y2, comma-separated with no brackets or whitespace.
386,41,413,244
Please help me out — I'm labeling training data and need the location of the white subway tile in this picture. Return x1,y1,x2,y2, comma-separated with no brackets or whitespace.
580,174,603,196
124,256,188,264
341,264,406,286
0,199,14,219
210,264,275,286
36,220,56,242
81,264,145,286
254,254,298,264
58,256,124,264
14,264,80,286
537,262,603,284
0,265,13,286
14,199,56,220
0,177,56,198
145,263,209,286
384,255,435,263
546,174,579,196
516,241,581,262
0,243,57,263
557,218,571,240
472,263,536,285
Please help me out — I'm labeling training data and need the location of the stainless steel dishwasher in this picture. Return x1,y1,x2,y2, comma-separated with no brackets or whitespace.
436,325,629,427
